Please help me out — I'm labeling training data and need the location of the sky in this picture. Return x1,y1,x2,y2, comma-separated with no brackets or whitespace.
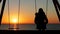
0,0,60,24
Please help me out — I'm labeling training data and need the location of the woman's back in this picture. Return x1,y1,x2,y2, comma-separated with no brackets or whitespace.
34,8,48,30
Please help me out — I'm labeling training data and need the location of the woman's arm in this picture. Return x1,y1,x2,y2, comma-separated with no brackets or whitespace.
44,15,48,24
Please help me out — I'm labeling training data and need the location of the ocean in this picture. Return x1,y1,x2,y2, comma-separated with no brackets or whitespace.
0,24,60,30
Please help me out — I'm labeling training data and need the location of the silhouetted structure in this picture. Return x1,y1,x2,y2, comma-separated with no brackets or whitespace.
52,0,60,21
0,0,6,25
34,8,48,31
0,0,2,3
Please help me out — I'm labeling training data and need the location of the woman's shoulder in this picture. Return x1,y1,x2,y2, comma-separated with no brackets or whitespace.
35,13,38,15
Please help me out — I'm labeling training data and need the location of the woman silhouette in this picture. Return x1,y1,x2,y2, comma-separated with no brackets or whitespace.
34,8,48,31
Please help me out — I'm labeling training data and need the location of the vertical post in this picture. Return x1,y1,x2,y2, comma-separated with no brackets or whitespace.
0,0,2,3
0,0,6,25
0,0,2,25
52,0,60,21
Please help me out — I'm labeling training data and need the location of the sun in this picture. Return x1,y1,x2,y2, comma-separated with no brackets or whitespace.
12,18,18,24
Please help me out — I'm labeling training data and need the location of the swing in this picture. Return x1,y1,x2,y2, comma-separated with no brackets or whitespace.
8,0,20,30
0,0,48,30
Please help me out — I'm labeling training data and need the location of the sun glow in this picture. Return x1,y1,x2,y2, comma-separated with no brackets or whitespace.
12,18,18,24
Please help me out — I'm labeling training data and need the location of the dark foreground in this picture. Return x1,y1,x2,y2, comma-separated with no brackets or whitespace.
0,30,60,33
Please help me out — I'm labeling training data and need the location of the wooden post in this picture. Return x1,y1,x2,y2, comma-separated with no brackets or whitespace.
52,0,60,21
0,0,6,25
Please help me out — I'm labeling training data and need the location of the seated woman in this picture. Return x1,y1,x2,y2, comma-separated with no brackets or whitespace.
34,8,48,31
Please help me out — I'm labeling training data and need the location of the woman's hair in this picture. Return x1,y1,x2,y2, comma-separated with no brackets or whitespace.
38,8,45,14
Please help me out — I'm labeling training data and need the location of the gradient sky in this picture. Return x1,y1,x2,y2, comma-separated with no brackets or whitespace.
0,0,60,24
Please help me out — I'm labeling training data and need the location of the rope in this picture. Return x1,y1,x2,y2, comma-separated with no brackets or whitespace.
35,0,37,13
8,0,10,29
18,0,20,28
46,0,48,15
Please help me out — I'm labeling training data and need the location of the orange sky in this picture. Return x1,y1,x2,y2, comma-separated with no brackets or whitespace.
0,0,60,24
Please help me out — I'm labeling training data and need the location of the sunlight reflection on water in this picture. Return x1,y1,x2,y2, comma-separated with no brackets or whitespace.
0,24,60,30
8,24,19,30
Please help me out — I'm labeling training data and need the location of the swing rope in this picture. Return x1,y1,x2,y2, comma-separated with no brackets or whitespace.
8,0,10,29
46,0,48,15
18,0,20,29
35,0,37,13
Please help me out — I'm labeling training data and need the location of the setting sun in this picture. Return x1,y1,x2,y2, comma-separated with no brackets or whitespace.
12,18,18,24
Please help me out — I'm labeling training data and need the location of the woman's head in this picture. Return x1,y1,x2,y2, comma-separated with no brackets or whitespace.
38,8,43,13
38,8,45,14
